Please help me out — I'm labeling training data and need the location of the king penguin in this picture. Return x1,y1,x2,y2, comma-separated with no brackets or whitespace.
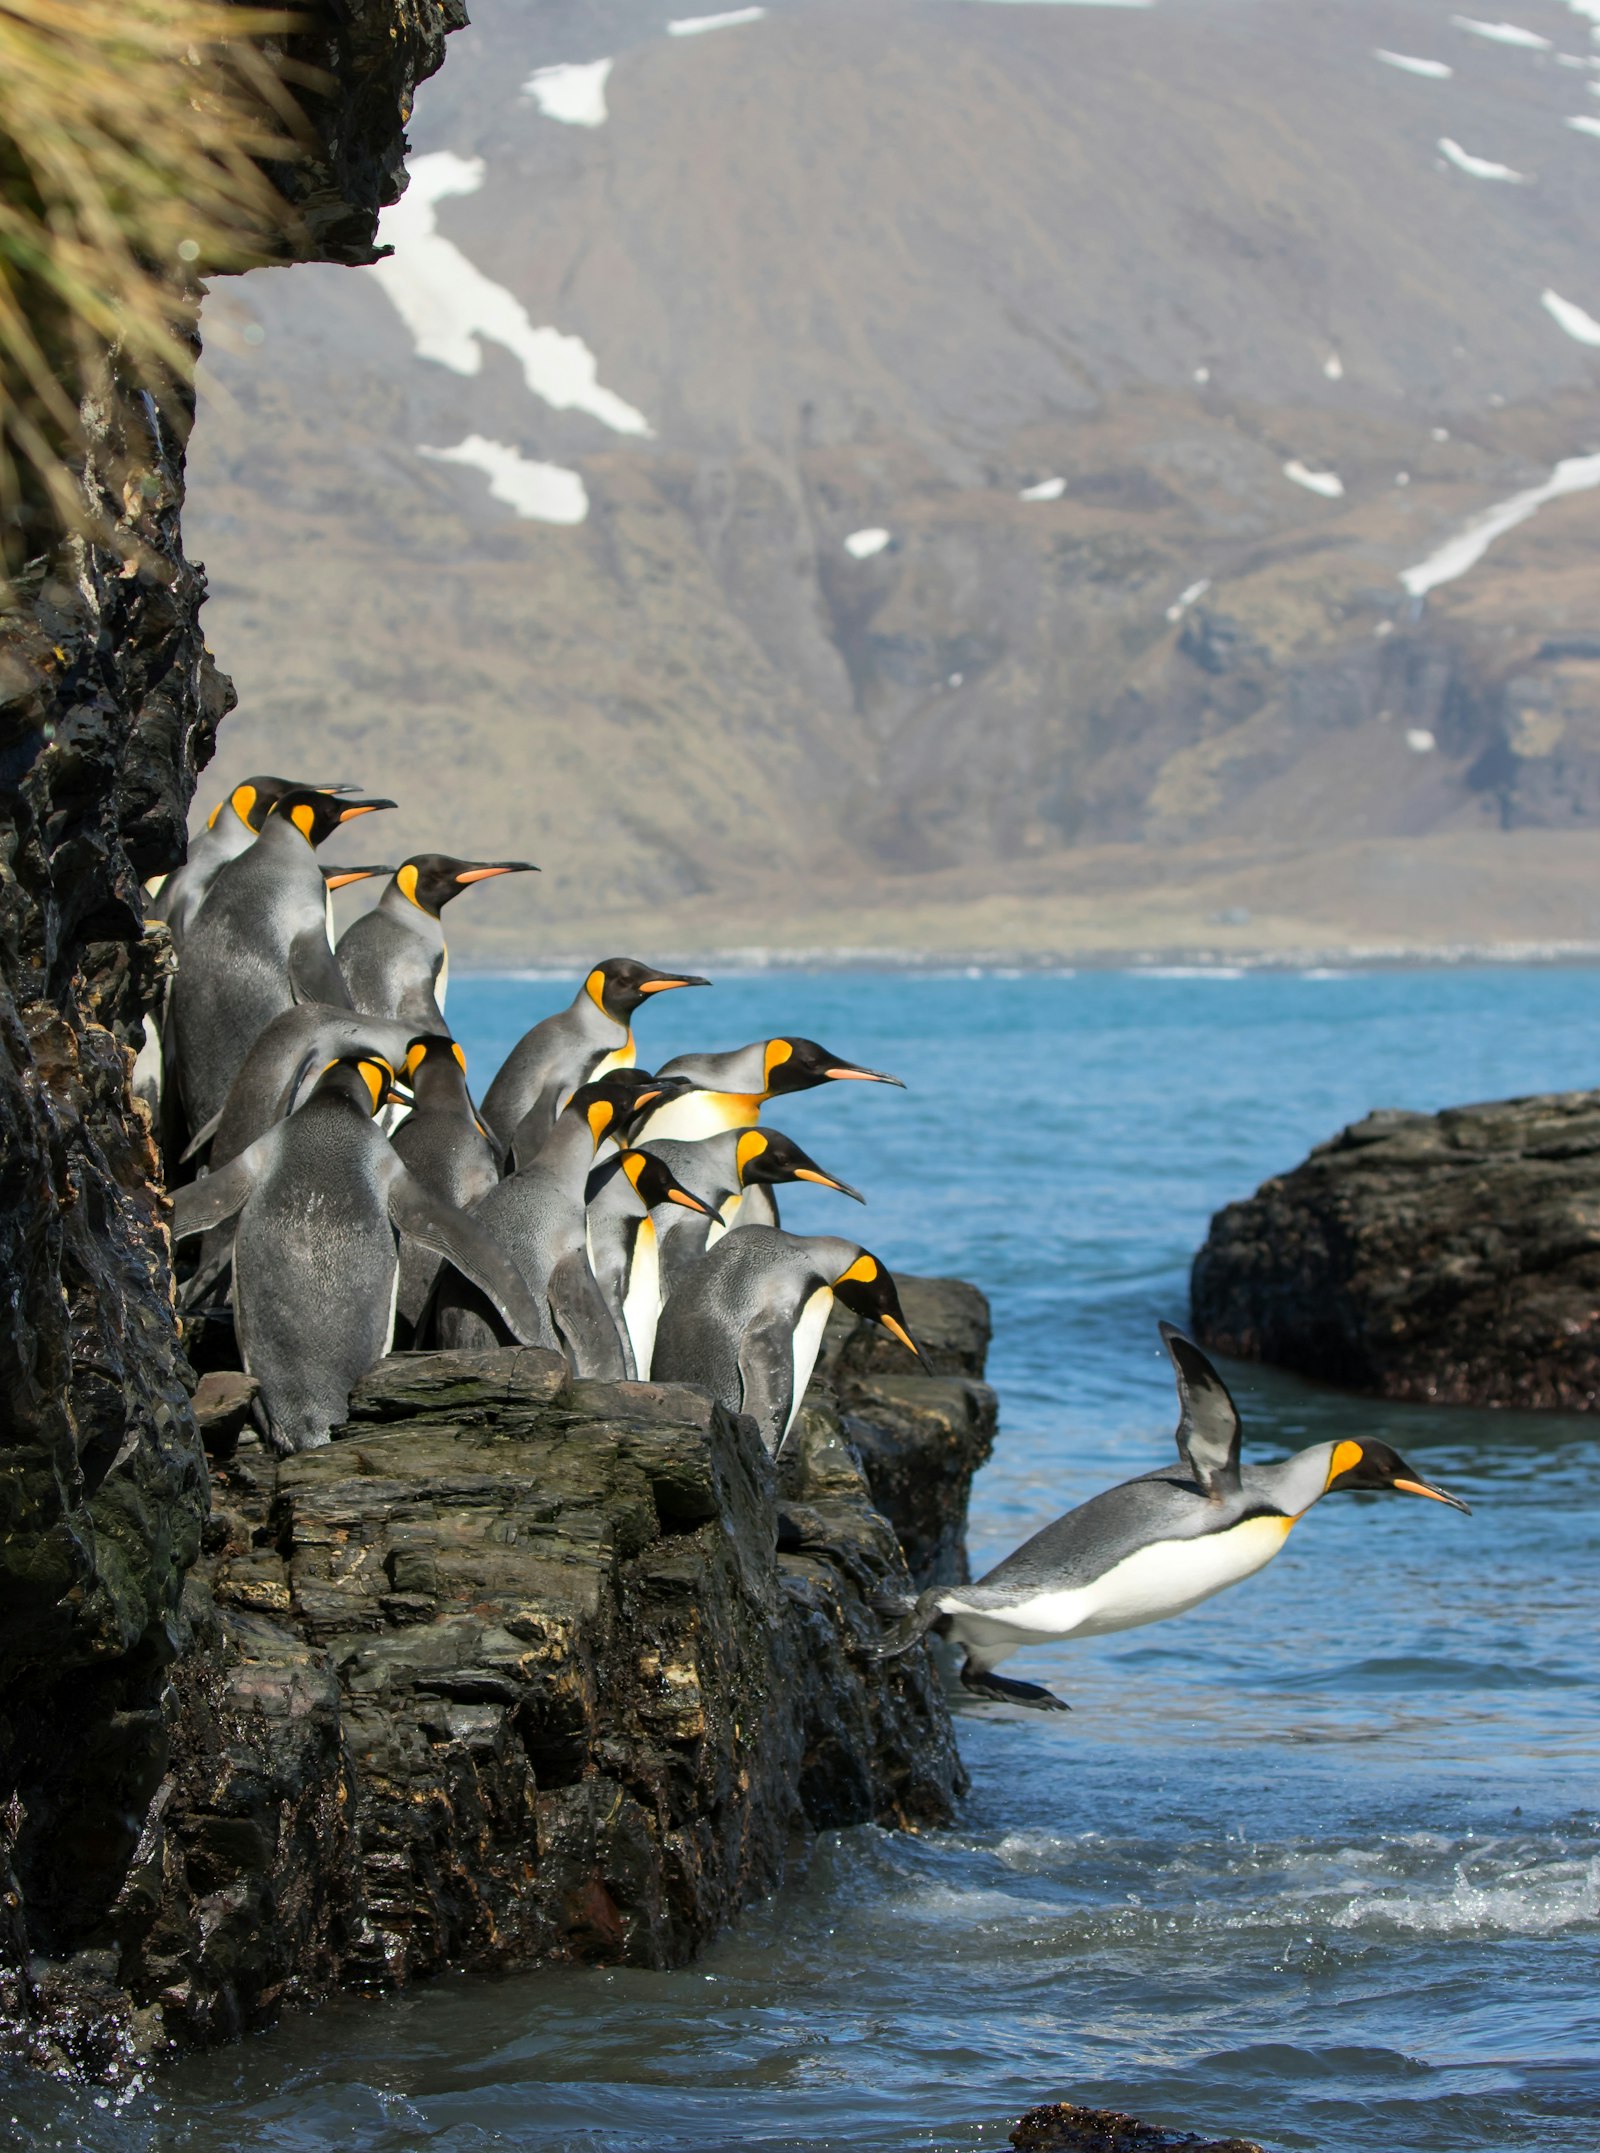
432,1072,680,1373
169,788,394,1132
584,1146,722,1378
644,1127,863,1298
390,1034,504,1338
651,1228,919,1454
170,1054,543,1453
480,959,710,1147
874,1323,1471,1710
151,775,354,951
634,1038,902,1143
336,854,537,1032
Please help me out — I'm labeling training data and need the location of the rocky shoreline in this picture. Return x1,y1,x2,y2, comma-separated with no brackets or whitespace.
1192,1090,1600,1409
0,1279,994,2080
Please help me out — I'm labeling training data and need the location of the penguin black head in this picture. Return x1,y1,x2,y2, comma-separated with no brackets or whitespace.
618,1149,721,1219
322,863,394,891
761,1038,904,1098
734,1128,864,1201
402,1032,469,1092
584,959,712,1023
210,776,357,834
271,789,396,847
564,1071,675,1148
1323,1437,1470,1513
315,1053,408,1117
394,856,539,916
830,1251,919,1359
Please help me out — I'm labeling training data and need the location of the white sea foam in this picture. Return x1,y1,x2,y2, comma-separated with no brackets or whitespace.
1451,15,1553,47
1542,287,1600,344
1566,112,1600,135
368,153,652,436
844,527,892,559
1374,48,1454,76
1283,459,1344,499
419,435,589,524
667,7,766,34
1019,476,1067,501
1137,966,1247,980
1438,136,1528,179
522,58,614,127
1330,1854,1600,1936
1406,728,1437,753
1399,450,1600,596
1165,577,1211,622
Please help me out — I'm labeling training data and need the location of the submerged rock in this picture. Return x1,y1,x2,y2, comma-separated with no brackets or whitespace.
1012,2102,1266,2152
4,1313,989,2073
1191,1091,1600,1408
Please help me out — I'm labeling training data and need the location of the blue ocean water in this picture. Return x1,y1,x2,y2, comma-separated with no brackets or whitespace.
15,967,1600,2153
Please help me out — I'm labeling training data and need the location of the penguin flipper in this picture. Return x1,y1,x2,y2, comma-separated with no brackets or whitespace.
736,1322,795,1457
287,927,352,1010
170,1142,269,1242
178,1106,224,1165
1159,1320,1242,1498
546,1250,627,1379
387,1170,546,1347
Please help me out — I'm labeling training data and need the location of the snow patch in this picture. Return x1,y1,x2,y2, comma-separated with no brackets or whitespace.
1019,476,1067,501
1374,48,1454,76
844,527,892,559
1451,16,1553,46
1399,451,1600,596
1406,729,1437,753
1323,352,1344,380
1566,112,1600,134
667,7,766,34
1438,136,1528,179
1542,287,1600,344
1165,578,1211,623
368,154,652,436
522,58,614,127
1192,365,1211,383
1283,459,1345,499
420,435,589,524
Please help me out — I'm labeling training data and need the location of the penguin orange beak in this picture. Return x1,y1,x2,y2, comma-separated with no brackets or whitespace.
323,864,393,890
823,1062,905,1086
667,1187,718,1216
637,975,711,994
335,799,396,822
1391,1477,1471,1514
880,1314,921,1358
793,1166,866,1202
453,861,538,884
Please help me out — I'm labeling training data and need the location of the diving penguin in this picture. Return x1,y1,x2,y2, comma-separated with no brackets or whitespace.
643,1127,864,1298
650,1227,919,1454
873,1323,1471,1711
432,1073,706,1373
169,1055,544,1453
480,959,710,1147
336,854,537,1032
151,775,354,950
635,1038,902,1143
169,787,394,1131
390,1034,504,1338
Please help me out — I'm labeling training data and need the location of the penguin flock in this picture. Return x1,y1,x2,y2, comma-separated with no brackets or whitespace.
143,772,1470,1717
145,776,920,1462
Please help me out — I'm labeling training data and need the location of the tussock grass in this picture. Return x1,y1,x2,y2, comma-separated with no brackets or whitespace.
0,0,307,582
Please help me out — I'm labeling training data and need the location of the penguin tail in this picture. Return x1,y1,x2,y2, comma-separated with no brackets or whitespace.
866,1588,946,1661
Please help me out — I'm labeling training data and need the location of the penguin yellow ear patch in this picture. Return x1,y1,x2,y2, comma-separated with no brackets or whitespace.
763,1039,794,1085
404,1042,428,1076
736,1130,769,1175
356,1059,391,1114
397,862,421,908
585,968,608,1013
836,1254,878,1286
233,783,257,826
291,802,316,840
1327,1439,1364,1488
622,1151,648,1188
587,1099,614,1142
451,1042,467,1073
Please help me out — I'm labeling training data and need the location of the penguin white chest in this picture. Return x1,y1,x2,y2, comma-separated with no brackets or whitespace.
784,1286,835,1441
623,1216,661,1376
951,1516,1295,1653
638,1092,761,1143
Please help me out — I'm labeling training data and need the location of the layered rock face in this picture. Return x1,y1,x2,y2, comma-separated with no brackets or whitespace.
1192,1094,1600,1409
4,1283,993,2076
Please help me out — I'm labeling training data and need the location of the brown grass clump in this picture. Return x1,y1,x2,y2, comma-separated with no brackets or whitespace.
0,0,306,579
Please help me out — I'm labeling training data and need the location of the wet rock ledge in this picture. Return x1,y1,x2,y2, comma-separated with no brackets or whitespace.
1192,1091,1600,1408
2,1279,994,2076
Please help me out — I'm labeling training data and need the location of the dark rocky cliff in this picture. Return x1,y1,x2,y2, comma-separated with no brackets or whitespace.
1191,1092,1600,1410
0,0,463,2071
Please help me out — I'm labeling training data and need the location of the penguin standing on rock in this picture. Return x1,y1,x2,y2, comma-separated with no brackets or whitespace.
170,788,394,1130
151,775,354,950
170,1055,544,1453
635,1038,903,1143
873,1324,1471,1711
651,1228,919,1453
481,959,710,1149
644,1127,864,1296
584,1146,724,1378
336,855,537,1031
390,1035,504,1337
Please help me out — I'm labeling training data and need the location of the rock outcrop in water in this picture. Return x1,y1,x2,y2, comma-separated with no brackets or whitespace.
1011,2101,1266,2152
1191,1091,1600,1409
2,1281,992,2077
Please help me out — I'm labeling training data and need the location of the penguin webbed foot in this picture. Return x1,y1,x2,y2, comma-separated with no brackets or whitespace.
958,1664,1071,1712
865,1588,944,1661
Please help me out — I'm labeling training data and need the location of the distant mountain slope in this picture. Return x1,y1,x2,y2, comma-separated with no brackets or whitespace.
186,0,1600,956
